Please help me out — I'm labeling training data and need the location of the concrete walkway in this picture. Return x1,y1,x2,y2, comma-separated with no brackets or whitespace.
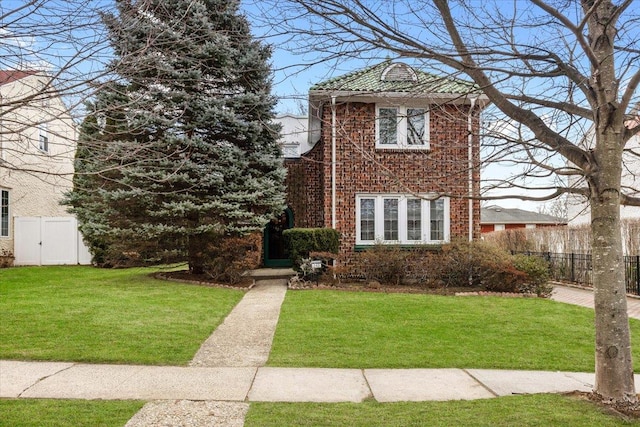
128,276,289,426
551,283,640,320
2,282,640,425
189,279,288,367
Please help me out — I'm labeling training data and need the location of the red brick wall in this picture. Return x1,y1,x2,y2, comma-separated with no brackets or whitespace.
505,224,525,230
283,140,325,228
314,101,482,258
480,223,566,234
481,224,496,233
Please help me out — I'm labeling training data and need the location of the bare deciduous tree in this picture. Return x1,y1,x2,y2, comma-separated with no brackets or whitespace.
0,0,112,178
250,0,640,404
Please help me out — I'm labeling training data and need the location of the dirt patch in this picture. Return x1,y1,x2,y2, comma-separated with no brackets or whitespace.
565,391,640,420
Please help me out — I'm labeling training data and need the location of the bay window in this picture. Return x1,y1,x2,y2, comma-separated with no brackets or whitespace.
356,194,449,245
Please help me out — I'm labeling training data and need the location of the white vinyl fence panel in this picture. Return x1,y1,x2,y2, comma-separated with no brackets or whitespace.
14,217,91,265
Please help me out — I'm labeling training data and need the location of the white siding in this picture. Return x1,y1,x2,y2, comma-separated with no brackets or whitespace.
0,74,78,256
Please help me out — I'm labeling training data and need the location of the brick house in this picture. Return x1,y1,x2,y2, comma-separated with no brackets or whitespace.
480,205,567,233
266,62,488,266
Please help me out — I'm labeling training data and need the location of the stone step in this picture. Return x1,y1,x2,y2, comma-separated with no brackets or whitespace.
248,268,296,281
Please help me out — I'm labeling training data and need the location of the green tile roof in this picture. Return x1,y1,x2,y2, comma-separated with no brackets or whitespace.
310,61,480,95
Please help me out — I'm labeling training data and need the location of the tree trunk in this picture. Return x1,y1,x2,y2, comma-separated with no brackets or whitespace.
592,130,636,403
188,234,206,275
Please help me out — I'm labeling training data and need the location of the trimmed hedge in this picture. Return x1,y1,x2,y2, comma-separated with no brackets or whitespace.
283,228,340,269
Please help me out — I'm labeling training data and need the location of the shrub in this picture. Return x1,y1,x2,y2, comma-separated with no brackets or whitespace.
439,240,513,288
343,245,444,286
283,228,340,269
0,249,14,268
319,239,550,295
483,229,534,253
437,240,542,292
513,254,553,297
404,249,444,286
351,244,408,285
480,260,529,292
202,233,262,284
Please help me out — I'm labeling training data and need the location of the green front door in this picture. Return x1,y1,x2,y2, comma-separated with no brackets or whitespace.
263,208,293,267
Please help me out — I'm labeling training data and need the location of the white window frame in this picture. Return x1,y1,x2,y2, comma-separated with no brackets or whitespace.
375,105,430,150
38,123,49,153
1,189,9,238
281,143,300,158
356,194,450,245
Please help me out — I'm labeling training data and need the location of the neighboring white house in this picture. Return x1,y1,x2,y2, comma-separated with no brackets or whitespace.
275,114,313,158
0,70,90,265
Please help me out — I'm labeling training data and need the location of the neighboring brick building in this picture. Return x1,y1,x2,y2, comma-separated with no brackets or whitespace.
269,62,488,265
480,205,567,233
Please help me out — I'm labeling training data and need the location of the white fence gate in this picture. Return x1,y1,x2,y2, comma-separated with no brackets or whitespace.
14,217,91,266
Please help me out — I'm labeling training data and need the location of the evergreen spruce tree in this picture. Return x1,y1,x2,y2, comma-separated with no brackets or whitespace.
66,0,286,273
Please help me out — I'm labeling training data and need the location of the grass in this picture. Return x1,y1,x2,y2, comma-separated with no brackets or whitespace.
0,266,244,365
245,394,640,426
0,399,144,427
268,290,640,371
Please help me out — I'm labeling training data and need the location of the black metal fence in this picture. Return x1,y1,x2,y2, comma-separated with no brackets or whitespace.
520,251,640,296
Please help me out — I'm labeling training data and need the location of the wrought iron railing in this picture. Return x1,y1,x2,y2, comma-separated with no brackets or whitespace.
520,251,640,296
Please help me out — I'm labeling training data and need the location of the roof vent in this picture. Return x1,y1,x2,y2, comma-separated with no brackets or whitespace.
381,63,418,82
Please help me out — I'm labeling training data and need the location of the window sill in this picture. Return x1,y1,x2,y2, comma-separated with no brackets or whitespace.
354,244,444,252
375,145,430,152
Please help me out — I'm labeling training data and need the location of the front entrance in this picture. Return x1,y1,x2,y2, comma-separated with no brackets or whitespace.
263,208,293,267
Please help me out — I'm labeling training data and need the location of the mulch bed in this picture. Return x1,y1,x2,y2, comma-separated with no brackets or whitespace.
288,281,539,297
154,271,253,289
155,270,543,297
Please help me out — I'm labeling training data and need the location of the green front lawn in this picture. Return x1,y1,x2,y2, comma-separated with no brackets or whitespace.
245,395,640,426
0,266,244,365
268,290,640,371
0,399,144,427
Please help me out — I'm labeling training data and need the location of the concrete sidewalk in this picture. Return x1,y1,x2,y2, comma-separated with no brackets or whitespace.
0,359,605,403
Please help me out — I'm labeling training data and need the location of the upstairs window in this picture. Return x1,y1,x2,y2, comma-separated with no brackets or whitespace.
0,118,4,162
356,194,449,245
1,190,8,237
38,124,49,152
376,106,429,149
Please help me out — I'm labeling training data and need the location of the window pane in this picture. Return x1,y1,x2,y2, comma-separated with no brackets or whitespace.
407,199,422,240
407,108,425,145
383,198,398,240
379,108,398,145
360,198,375,241
39,135,49,152
430,199,444,241
1,190,8,237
